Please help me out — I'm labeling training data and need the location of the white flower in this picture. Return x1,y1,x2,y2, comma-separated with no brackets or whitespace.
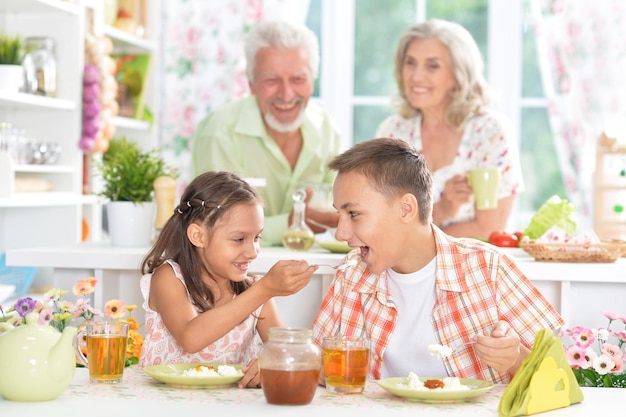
593,354,615,375
592,328,610,342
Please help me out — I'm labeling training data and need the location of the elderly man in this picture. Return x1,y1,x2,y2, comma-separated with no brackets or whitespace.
192,20,341,246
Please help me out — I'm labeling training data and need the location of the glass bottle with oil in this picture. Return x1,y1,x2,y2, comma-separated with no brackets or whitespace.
282,189,315,251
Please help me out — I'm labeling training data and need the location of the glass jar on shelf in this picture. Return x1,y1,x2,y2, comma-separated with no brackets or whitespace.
22,37,57,97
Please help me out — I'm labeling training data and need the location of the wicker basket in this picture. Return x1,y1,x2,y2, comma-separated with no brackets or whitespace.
521,241,625,263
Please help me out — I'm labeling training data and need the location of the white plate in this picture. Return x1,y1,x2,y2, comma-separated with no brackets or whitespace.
377,376,493,403
143,363,244,387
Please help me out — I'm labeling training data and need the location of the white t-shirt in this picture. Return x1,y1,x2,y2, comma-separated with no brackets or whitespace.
380,256,448,378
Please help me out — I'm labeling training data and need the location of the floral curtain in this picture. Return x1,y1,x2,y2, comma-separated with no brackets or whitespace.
158,0,309,190
531,0,626,228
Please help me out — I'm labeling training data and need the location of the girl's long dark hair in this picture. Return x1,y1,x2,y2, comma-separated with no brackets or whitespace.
141,171,262,312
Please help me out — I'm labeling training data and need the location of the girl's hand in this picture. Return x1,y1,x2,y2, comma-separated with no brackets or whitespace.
261,260,318,296
239,358,262,388
471,321,526,374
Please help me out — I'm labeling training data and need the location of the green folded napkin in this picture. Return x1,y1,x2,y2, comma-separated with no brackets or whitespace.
498,328,583,417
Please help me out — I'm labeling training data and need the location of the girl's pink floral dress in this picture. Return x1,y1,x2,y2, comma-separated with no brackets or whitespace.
139,260,261,368
376,109,524,226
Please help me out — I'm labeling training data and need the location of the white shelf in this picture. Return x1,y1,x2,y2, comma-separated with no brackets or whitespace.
0,0,80,15
103,25,156,52
0,92,76,111
13,164,74,174
0,192,101,208
111,116,151,131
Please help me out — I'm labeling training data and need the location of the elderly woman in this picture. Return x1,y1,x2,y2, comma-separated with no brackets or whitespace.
376,19,524,239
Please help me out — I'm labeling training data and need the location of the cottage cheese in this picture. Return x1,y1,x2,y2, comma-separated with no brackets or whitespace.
397,372,470,391
182,364,242,377
428,343,453,359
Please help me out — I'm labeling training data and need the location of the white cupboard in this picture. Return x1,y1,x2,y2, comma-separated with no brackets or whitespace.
0,0,159,266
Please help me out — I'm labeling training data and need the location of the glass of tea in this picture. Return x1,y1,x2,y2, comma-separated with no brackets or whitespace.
74,321,129,384
322,335,370,394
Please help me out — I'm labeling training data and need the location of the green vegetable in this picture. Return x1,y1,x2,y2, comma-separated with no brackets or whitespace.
522,195,577,240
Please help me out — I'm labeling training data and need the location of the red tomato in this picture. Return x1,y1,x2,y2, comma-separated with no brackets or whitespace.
488,231,520,248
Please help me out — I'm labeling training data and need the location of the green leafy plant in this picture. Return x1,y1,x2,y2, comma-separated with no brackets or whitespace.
0,32,23,65
96,136,178,203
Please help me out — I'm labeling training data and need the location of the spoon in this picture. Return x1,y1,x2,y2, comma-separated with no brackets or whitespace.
313,259,358,271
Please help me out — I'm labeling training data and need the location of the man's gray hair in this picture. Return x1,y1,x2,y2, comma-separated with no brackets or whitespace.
244,20,320,81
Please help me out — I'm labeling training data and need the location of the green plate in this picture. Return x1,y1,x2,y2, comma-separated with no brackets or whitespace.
316,240,352,253
143,363,244,387
377,376,493,403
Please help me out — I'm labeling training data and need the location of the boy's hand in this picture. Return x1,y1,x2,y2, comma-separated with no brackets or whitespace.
471,321,527,374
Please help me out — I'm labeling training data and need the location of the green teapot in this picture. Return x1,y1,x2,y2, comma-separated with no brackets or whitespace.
0,312,77,401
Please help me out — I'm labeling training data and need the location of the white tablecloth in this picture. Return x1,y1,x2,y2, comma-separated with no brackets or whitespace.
0,366,621,416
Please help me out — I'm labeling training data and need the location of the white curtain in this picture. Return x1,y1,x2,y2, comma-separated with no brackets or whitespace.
531,0,626,228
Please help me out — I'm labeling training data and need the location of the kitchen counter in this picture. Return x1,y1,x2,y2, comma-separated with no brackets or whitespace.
0,366,620,416
6,244,626,329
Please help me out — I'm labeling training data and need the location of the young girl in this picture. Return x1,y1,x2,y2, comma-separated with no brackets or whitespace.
139,171,318,388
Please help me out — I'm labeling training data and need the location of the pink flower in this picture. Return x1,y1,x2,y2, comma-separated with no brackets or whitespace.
73,298,102,319
603,311,620,321
565,345,589,368
612,357,624,374
593,354,615,375
613,331,626,344
571,327,596,348
38,308,53,325
582,347,597,368
602,343,624,360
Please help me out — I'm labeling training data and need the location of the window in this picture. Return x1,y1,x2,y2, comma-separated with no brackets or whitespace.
306,0,566,230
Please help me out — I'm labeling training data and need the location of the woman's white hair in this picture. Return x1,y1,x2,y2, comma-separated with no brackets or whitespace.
392,19,492,129
244,20,320,81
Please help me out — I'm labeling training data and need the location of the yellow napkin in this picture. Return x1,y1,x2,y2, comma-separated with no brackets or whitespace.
498,328,583,417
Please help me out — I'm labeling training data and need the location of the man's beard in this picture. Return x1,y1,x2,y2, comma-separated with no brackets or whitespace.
263,99,306,133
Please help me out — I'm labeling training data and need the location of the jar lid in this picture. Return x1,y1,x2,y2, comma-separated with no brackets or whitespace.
268,327,313,342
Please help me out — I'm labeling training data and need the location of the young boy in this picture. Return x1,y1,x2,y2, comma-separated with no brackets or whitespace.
312,138,563,384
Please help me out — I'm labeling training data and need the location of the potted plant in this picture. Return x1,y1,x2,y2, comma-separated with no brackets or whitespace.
0,31,24,92
96,136,178,246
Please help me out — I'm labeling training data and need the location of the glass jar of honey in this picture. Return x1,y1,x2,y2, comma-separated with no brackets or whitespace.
258,327,321,405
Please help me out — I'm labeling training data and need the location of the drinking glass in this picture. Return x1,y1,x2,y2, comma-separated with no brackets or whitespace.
75,321,128,384
322,335,369,394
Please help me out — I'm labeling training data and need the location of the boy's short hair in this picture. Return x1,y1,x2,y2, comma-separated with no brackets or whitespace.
329,137,432,223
